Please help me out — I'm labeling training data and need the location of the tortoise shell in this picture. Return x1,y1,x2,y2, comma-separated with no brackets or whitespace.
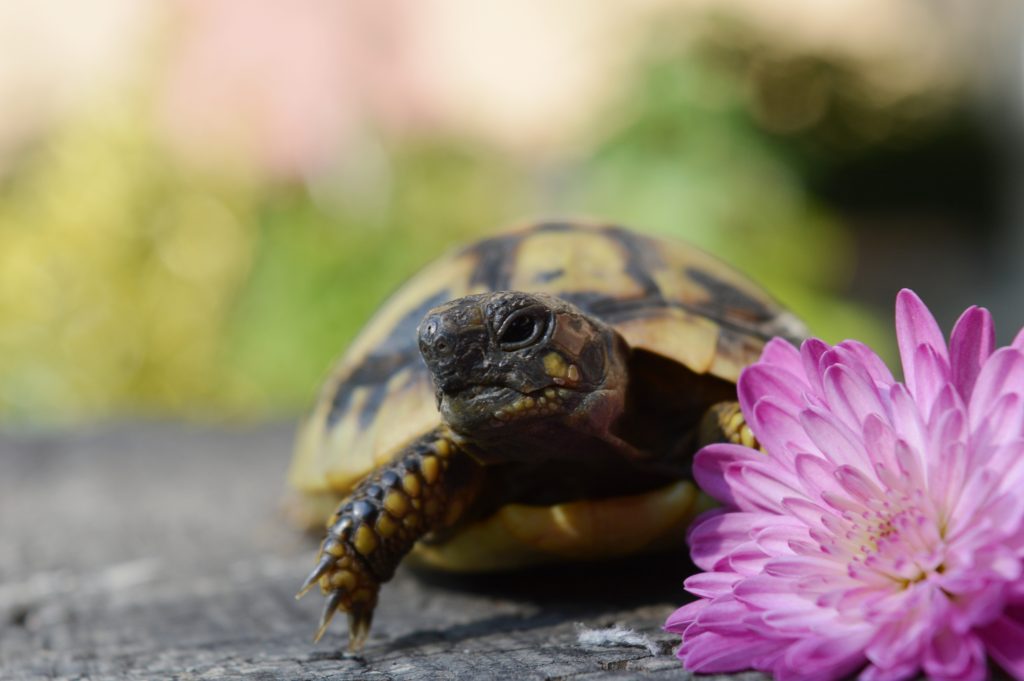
289,221,805,512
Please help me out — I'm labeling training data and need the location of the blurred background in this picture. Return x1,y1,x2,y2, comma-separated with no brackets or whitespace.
1,0,1022,427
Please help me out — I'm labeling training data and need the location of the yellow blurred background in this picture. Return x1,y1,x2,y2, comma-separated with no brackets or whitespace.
1,0,1021,426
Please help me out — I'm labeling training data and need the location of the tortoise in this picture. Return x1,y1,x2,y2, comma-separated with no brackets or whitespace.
289,220,806,649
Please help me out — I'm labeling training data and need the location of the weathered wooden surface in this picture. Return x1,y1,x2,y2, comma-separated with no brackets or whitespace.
0,425,765,681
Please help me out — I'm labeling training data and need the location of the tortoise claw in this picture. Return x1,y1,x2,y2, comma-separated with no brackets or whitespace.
313,589,345,643
309,579,379,648
347,607,373,652
296,553,334,600
298,539,380,646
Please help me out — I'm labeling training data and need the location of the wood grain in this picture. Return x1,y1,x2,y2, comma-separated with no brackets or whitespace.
0,425,765,681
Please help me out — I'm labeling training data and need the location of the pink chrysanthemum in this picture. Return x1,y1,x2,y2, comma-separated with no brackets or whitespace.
667,290,1024,681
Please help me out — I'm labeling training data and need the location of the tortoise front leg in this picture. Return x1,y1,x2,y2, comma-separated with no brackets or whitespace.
698,401,759,449
297,428,483,650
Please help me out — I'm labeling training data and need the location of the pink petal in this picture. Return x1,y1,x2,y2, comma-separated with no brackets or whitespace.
871,461,907,497
888,383,927,454
684,571,742,598
734,574,814,611
818,344,895,405
761,337,805,376
1013,325,1024,351
777,635,869,681
925,383,962,432
818,491,865,517
690,595,756,632
942,574,1013,629
800,407,866,468
749,643,790,673
950,468,999,531
930,396,966,450
722,541,772,575
969,347,1024,430
764,555,844,579
753,522,813,557
948,476,1024,546
979,613,1024,679
833,585,891,613
973,392,1024,453
788,538,827,556
793,453,843,501
687,511,764,569
752,397,815,459
861,414,903,473
739,363,807,427
910,343,950,417
761,606,841,633
865,622,926,672
833,340,896,386
797,571,856,600
893,439,927,493
801,338,831,396
665,599,707,632
822,363,888,433
781,496,832,530
922,628,986,681
895,289,949,391
680,630,786,672
833,465,885,504
858,661,920,681
925,407,966,508
692,443,761,506
864,588,941,667
948,305,994,401
991,440,1024,495
724,462,807,513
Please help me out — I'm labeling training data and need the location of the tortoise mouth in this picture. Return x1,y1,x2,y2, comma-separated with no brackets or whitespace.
445,381,579,402
440,382,579,431
446,383,515,400
441,384,524,416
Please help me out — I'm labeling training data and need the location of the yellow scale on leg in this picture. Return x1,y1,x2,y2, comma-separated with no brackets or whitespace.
296,429,479,650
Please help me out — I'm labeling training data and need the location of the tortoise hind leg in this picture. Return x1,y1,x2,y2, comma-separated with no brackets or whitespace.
698,401,759,450
297,428,484,650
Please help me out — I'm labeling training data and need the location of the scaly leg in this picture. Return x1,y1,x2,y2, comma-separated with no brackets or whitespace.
296,428,483,650
699,401,759,450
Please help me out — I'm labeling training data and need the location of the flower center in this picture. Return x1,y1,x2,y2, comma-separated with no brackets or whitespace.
832,493,946,588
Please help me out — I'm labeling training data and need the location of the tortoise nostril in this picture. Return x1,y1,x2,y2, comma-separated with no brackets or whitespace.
418,316,455,359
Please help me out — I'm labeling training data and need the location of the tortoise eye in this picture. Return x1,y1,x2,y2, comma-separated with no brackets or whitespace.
498,309,547,350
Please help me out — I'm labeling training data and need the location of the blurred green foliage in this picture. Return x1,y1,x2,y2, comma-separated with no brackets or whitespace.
0,106,253,422
0,40,893,426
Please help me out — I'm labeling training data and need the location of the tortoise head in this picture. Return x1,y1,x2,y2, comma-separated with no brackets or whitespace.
417,291,628,440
